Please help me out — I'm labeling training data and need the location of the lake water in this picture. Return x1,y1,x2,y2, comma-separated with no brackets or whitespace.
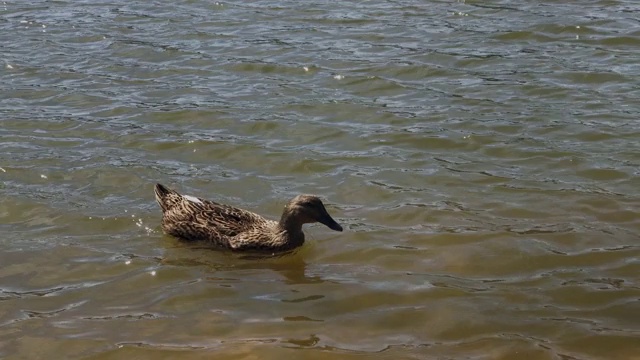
1,0,639,359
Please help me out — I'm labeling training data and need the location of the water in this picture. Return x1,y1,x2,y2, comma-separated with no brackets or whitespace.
1,0,639,358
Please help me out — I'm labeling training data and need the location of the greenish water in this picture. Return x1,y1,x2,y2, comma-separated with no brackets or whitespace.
1,1,639,359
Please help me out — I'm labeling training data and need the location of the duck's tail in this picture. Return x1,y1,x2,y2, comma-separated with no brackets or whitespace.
154,183,176,212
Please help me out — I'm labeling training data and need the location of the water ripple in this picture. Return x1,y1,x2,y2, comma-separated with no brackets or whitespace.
1,0,639,358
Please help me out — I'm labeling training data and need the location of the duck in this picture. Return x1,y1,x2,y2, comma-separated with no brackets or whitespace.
154,183,343,251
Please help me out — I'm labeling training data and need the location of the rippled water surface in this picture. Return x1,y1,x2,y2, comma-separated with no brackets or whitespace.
2,0,640,359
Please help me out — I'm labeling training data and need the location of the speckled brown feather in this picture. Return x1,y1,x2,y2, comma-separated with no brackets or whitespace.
153,184,343,251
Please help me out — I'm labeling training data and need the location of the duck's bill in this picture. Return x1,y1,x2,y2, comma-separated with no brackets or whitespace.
319,214,343,232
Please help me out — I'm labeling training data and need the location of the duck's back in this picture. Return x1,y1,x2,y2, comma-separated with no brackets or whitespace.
154,184,276,247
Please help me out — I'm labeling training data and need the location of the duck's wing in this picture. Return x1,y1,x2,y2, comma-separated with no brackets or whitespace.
162,200,271,242
189,199,272,237
161,220,229,246
155,184,274,241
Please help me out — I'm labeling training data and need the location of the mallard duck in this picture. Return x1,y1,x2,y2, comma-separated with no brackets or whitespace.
154,183,343,251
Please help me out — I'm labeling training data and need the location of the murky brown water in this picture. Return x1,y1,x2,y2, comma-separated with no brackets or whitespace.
1,0,639,359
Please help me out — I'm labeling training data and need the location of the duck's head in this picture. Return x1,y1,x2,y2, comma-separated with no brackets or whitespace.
283,195,343,232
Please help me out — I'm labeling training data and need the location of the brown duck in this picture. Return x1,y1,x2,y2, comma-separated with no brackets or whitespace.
154,183,343,251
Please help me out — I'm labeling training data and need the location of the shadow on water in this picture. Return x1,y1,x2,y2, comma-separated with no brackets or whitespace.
158,241,325,285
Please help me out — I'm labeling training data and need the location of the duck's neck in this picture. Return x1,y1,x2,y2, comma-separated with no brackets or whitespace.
277,211,305,245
